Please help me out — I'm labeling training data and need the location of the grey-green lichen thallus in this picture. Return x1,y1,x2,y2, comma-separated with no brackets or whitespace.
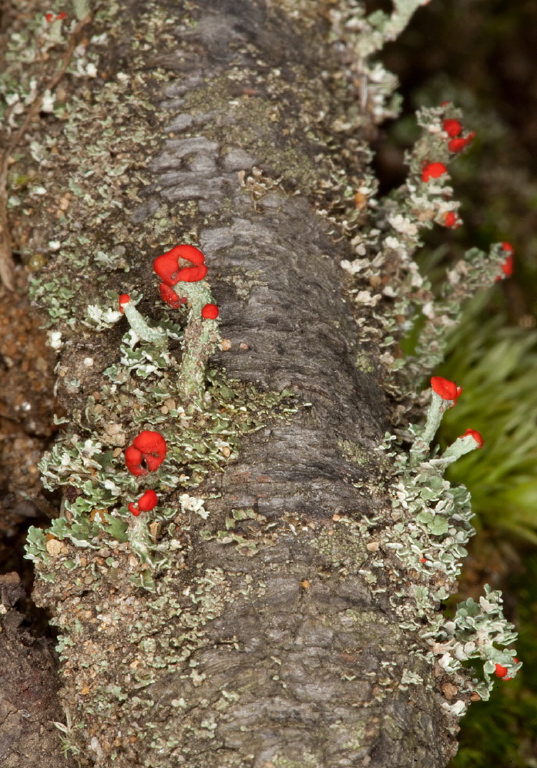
6,0,519,764
27,238,299,588
378,375,520,713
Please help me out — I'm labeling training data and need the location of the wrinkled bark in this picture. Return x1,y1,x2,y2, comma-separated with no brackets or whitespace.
2,1,459,767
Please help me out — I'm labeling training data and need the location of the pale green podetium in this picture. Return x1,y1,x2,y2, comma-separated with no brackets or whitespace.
176,281,220,405
410,388,456,465
119,295,167,346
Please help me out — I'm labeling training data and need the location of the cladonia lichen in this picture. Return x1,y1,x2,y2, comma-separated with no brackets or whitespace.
26,284,298,587
376,380,520,712
328,8,520,718
6,0,519,760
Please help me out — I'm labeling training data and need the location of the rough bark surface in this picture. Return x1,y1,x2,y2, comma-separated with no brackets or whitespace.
0,574,73,768
3,1,459,767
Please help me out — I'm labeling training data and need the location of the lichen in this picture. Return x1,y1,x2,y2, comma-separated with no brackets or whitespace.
376,380,520,713
339,438,369,466
27,348,299,572
272,754,319,768
322,18,520,714
36,551,239,761
310,514,373,572
340,103,506,393
6,0,516,761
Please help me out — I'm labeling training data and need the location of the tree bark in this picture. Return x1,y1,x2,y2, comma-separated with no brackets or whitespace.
2,1,460,766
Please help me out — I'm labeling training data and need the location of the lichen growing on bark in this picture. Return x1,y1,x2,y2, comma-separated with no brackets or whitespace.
1,0,516,765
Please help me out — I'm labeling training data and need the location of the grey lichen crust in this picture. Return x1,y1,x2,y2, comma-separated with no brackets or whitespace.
8,0,489,766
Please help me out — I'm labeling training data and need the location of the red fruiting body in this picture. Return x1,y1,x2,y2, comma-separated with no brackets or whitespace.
422,162,448,182
448,138,466,152
420,557,427,563
169,244,205,266
125,431,167,476
154,244,206,286
175,263,208,283
154,252,180,285
118,293,131,314
495,242,515,281
128,489,158,516
201,303,219,319
494,663,508,678
46,11,67,21
137,489,158,511
448,132,475,153
133,431,167,471
125,445,145,476
442,119,462,138
495,658,519,680
501,254,514,277
159,282,185,309
431,376,463,402
461,428,484,449
443,211,458,228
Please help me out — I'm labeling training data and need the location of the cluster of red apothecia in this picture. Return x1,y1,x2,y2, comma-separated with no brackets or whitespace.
420,113,514,275
124,431,165,516
419,377,520,681
421,116,475,186
153,243,218,318
122,245,219,515
420,112,474,231
45,11,67,22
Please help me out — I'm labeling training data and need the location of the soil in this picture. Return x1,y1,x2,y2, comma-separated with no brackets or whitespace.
0,265,57,605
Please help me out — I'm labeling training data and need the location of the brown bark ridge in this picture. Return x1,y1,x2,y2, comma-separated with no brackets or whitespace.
9,1,458,766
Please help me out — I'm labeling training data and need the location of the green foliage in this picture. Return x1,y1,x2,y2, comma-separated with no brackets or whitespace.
438,292,537,543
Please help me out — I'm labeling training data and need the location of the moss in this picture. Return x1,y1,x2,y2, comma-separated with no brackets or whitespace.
355,351,375,373
181,76,321,194
339,438,369,466
310,519,370,572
